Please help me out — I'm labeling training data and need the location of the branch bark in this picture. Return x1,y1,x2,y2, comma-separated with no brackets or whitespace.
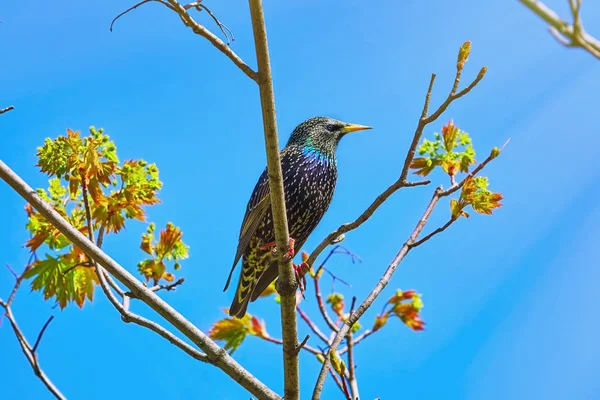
518,0,600,59
0,160,280,400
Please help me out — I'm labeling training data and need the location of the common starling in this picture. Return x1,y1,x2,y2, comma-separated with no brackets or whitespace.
224,116,371,318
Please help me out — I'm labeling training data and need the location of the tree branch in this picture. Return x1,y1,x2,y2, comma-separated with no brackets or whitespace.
311,48,487,399
259,333,321,356
306,62,484,269
338,329,373,355
314,271,339,333
248,1,300,399
1,266,65,400
296,306,330,345
311,187,444,399
0,105,15,115
111,0,258,81
409,217,458,249
0,160,281,400
518,0,600,59
346,301,358,400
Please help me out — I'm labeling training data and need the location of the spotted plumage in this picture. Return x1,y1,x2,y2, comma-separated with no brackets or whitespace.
224,116,371,318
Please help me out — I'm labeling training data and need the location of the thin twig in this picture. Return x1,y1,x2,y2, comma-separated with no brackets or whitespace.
295,335,310,355
314,271,339,333
306,67,482,269
31,316,54,353
311,187,443,399
296,306,330,345
328,367,347,398
409,217,458,249
338,330,373,355
346,310,359,399
111,0,257,79
81,176,209,363
260,334,321,356
1,264,65,400
110,0,174,32
0,160,281,400
149,277,186,292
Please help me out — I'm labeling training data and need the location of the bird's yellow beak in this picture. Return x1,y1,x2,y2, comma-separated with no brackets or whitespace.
340,123,372,134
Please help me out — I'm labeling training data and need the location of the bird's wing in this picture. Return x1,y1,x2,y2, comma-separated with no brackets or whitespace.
223,168,271,291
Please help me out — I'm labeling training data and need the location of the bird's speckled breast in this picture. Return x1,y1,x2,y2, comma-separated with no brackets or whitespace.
239,145,338,294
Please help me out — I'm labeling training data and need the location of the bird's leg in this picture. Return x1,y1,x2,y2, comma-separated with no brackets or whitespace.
260,238,308,295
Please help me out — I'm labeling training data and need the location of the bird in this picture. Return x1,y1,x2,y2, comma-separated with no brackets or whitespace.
223,116,371,318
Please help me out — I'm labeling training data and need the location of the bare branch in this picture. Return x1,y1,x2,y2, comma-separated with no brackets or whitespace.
110,0,175,32
328,367,348,398
31,316,54,353
312,46,489,398
147,277,186,293
0,303,65,400
307,52,485,276
1,265,65,400
311,187,444,399
314,269,339,333
165,0,258,80
260,333,321,356
0,160,281,400
346,299,359,399
409,217,458,249
518,0,600,59
338,329,373,355
296,306,330,345
0,105,15,115
111,0,258,80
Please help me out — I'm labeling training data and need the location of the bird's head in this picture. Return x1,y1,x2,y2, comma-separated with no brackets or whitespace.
287,116,372,160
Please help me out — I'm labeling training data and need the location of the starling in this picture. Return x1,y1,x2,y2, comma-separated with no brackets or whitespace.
224,116,371,318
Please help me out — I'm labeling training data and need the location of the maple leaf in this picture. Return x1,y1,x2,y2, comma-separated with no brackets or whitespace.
23,255,97,309
373,313,389,332
452,176,503,218
137,222,188,285
410,157,438,177
410,121,476,180
379,289,426,332
209,311,268,354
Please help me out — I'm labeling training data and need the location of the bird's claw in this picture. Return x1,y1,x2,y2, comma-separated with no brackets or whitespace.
260,238,297,261
294,262,309,298
261,238,306,295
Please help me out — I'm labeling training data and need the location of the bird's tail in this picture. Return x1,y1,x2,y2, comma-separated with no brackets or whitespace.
229,293,251,319
228,262,255,318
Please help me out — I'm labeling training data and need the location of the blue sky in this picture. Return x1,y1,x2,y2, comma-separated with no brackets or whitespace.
1,0,600,399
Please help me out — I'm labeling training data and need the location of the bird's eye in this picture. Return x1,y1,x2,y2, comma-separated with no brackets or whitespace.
326,124,335,132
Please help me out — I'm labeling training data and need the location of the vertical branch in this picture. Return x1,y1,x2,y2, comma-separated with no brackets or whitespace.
346,299,358,399
248,1,299,399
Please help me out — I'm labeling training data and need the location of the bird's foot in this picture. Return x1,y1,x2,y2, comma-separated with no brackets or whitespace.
260,238,296,260
294,262,310,298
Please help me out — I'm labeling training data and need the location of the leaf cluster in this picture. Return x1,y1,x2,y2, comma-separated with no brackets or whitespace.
24,127,188,308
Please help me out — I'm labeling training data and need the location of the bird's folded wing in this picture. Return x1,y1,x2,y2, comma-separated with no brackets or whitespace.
223,170,271,291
